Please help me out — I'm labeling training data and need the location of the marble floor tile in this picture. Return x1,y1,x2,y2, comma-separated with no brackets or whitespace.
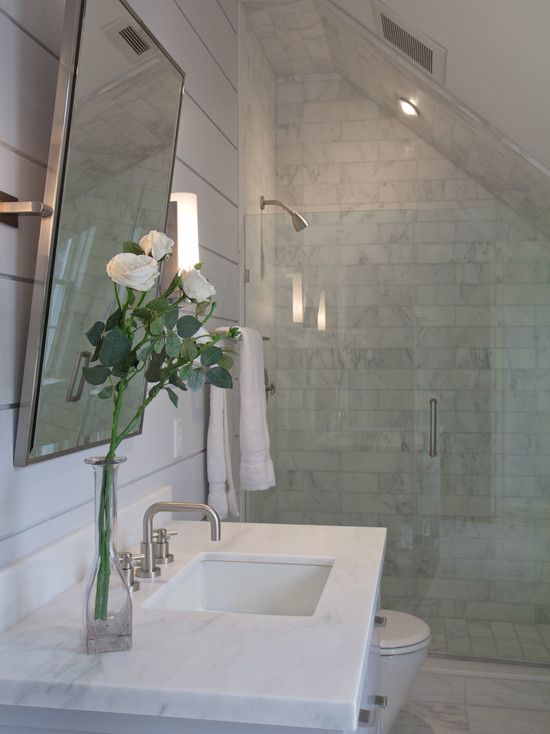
465,677,550,711
390,701,469,734
408,672,467,705
467,705,550,734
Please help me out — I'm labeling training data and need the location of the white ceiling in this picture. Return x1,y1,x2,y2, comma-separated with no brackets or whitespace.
332,0,550,170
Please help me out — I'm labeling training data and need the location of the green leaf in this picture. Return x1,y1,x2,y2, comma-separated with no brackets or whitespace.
82,365,111,385
169,373,187,390
145,360,162,382
205,366,233,389
146,296,170,313
99,327,132,368
165,386,179,407
150,316,165,336
85,321,105,347
164,306,179,330
201,345,223,367
97,386,113,399
123,241,143,255
133,308,150,322
165,330,180,358
105,309,121,331
138,344,152,363
188,368,206,391
178,364,192,382
153,336,165,354
180,340,199,363
176,315,201,338
194,262,203,270
218,354,233,370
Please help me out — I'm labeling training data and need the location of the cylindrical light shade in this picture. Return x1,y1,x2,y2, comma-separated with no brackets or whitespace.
317,290,326,331
170,192,199,271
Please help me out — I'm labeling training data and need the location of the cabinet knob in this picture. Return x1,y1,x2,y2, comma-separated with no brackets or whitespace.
374,614,387,628
374,695,388,709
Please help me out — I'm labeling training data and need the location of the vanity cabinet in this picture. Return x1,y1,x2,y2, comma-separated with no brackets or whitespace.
0,523,386,734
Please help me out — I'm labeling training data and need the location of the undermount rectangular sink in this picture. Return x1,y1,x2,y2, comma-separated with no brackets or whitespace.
145,554,333,616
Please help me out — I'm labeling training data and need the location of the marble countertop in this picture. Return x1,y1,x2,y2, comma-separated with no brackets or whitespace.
0,522,386,731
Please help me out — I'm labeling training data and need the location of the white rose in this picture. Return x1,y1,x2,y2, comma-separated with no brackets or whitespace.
182,268,216,301
106,253,159,292
139,230,174,260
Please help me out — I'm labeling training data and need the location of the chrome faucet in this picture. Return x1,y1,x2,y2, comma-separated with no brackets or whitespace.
135,502,221,579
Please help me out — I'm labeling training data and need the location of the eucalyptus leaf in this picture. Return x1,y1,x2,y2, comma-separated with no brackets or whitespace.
205,366,232,389
164,306,179,330
169,374,187,390
178,364,192,382
150,316,165,336
153,336,165,354
82,365,111,385
163,386,178,407
105,309,122,331
138,345,152,363
200,345,222,367
218,354,233,370
146,296,170,313
165,331,180,358
180,340,199,363
188,369,206,391
85,321,104,347
99,327,132,368
98,386,113,399
133,308,150,322
176,315,201,338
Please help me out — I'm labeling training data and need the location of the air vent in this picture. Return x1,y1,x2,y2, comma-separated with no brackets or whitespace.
118,25,150,56
103,19,154,64
371,1,447,82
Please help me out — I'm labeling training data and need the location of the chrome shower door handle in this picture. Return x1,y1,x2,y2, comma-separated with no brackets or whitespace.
66,350,91,402
429,398,437,458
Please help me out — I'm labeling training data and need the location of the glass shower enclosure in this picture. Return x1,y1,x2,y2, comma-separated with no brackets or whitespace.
244,205,550,666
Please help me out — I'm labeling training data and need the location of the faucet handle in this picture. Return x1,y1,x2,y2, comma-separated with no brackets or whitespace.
153,527,175,565
118,552,144,592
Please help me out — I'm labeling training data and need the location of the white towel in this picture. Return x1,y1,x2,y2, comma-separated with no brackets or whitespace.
239,327,275,491
207,385,239,519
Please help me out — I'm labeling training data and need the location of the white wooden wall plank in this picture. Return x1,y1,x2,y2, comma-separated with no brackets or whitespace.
200,251,239,321
0,13,58,163
0,0,65,56
178,95,239,204
175,0,238,88
172,159,238,263
218,0,238,32
0,280,32,406
128,0,238,145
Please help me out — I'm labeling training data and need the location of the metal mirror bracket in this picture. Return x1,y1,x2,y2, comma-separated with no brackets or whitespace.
0,193,53,228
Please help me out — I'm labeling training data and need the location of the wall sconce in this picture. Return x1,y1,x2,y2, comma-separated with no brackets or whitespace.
317,291,326,331
290,273,304,323
171,192,199,271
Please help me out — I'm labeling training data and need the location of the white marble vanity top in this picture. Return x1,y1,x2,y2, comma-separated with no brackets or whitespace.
0,522,386,731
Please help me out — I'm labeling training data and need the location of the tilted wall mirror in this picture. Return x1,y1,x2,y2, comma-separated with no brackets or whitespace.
14,0,184,465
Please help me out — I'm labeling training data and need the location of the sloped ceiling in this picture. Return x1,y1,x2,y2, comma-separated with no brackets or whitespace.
243,0,550,237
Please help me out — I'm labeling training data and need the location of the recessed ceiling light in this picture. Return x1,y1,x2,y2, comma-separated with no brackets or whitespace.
398,98,420,117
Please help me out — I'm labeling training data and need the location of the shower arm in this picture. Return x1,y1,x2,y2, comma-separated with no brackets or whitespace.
260,196,296,218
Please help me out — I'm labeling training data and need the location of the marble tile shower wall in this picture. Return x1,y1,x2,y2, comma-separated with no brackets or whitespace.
267,73,550,632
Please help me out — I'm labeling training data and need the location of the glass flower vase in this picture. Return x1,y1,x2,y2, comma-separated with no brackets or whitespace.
83,456,132,654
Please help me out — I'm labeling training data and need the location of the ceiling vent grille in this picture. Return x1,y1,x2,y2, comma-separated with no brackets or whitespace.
103,20,155,64
371,1,447,82
118,25,150,56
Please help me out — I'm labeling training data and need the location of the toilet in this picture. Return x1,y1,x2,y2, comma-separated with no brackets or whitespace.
378,610,431,734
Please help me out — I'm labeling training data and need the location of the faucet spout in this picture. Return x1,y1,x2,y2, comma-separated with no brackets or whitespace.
136,501,221,579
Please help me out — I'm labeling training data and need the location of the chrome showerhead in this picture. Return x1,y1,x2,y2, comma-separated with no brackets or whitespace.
260,195,309,232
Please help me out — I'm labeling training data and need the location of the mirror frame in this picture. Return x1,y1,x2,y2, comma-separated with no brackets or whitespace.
14,0,185,466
